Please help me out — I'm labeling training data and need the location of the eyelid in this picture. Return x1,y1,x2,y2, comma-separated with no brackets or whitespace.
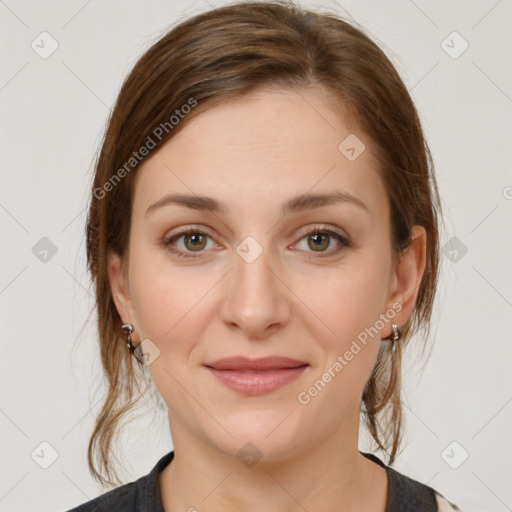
298,224,347,238
165,224,216,240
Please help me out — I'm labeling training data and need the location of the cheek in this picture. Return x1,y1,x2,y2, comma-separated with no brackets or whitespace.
294,299,383,417
297,254,390,347
129,245,219,342
129,257,213,412
291,251,390,398
129,233,392,414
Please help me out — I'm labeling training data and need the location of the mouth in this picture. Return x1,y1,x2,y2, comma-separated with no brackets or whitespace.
204,356,308,371
203,356,309,396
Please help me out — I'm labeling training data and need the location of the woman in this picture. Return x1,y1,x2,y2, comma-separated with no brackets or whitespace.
69,1,460,510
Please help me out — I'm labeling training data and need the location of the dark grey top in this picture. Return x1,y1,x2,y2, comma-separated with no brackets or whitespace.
66,450,459,511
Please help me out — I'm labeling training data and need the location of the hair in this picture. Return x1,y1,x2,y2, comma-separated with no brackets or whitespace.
85,0,442,486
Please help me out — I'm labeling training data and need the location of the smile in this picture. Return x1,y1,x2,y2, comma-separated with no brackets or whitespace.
204,356,309,396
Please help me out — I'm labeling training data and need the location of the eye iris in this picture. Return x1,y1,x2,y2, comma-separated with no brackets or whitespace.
308,233,329,251
184,233,206,251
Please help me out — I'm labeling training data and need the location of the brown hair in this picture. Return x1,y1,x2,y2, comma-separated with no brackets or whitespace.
85,0,442,486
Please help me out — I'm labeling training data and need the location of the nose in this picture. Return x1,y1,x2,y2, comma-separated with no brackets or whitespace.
219,240,291,339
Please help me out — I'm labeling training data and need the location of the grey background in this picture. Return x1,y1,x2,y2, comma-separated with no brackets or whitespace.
1,0,511,510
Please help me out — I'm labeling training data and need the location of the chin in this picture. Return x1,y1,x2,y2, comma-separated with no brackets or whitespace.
204,409,307,464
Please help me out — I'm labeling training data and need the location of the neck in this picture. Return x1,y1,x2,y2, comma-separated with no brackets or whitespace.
159,410,388,511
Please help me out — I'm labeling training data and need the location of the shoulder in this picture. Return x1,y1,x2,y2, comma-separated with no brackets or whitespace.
389,466,461,511
361,452,462,512
435,493,462,511
65,480,140,512
65,451,175,512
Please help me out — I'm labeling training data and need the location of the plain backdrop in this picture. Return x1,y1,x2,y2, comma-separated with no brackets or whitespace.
1,0,511,511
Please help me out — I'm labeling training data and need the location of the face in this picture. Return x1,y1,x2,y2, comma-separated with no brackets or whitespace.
109,86,424,462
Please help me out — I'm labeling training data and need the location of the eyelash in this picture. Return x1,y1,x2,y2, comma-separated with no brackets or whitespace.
163,226,351,259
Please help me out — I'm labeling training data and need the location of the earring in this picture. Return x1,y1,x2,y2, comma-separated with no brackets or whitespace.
384,323,402,342
122,323,136,352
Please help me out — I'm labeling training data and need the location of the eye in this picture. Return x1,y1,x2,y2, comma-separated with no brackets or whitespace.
164,228,217,258
163,225,351,259
293,227,350,257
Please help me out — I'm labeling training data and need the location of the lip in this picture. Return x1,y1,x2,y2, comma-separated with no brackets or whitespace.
204,356,308,371
204,356,309,396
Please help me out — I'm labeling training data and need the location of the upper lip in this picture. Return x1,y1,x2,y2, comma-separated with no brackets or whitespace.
204,356,308,371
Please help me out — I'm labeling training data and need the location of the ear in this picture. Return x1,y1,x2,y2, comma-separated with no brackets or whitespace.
107,249,137,330
381,225,427,338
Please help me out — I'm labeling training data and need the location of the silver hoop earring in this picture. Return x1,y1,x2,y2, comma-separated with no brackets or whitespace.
384,323,402,342
122,323,136,352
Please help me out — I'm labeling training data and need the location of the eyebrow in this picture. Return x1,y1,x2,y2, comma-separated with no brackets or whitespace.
145,191,369,217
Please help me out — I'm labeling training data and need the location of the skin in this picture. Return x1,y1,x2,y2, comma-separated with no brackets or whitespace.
108,85,427,511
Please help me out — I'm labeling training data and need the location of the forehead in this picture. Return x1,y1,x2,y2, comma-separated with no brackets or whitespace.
133,86,386,216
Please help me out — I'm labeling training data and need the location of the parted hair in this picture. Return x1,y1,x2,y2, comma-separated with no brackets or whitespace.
85,0,442,485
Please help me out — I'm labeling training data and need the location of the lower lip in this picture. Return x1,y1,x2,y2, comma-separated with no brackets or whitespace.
205,365,309,396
